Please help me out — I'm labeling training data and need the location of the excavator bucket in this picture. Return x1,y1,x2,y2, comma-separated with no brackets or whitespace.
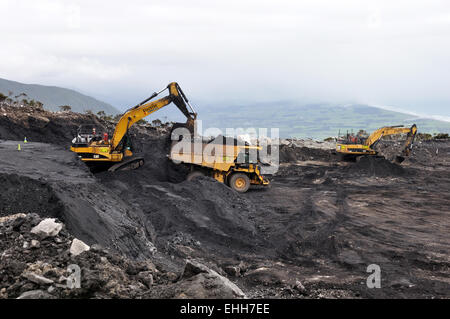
170,118,197,142
184,117,196,135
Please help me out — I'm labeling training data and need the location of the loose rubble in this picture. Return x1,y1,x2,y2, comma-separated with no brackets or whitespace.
0,213,247,299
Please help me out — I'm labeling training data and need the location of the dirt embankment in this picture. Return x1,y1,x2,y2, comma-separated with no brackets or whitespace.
0,141,156,260
0,101,170,151
0,102,101,145
0,103,449,299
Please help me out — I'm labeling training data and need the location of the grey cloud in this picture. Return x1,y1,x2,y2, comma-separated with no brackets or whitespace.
0,0,449,117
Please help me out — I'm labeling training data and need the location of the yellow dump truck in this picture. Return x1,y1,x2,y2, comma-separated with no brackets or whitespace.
170,140,269,193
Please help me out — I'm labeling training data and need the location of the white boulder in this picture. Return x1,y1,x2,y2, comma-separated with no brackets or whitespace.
31,218,63,238
70,238,90,256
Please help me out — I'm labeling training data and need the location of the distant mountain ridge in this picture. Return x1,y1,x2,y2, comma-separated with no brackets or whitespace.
1,77,449,139
0,78,119,114
196,101,450,139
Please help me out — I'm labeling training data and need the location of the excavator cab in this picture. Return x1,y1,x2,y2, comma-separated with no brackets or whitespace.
72,124,104,147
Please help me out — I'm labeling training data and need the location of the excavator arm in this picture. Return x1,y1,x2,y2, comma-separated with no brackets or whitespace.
366,124,417,163
366,124,417,149
399,124,417,157
110,82,197,151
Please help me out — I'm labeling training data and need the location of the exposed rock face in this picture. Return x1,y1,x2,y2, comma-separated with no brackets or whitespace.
0,213,26,224
17,289,55,299
173,260,246,299
22,272,54,285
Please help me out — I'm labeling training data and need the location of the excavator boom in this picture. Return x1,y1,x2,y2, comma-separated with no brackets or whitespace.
365,125,416,149
111,82,196,150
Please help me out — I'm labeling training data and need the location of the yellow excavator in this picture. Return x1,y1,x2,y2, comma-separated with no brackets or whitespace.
336,124,417,163
70,82,197,171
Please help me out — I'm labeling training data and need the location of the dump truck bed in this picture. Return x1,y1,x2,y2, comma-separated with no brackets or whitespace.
170,141,254,172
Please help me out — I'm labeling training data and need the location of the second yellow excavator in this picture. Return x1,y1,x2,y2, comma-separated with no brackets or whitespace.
70,82,197,171
336,124,417,163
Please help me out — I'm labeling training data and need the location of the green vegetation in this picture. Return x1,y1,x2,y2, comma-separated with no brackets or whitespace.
28,99,42,108
152,119,162,127
417,133,433,140
59,105,72,112
0,90,44,109
95,111,122,123
434,133,449,139
96,110,117,122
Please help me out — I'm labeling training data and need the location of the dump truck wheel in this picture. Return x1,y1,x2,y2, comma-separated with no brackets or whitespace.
229,173,250,193
186,170,204,181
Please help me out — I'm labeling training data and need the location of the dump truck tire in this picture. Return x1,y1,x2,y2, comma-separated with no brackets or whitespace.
229,173,250,193
186,170,204,181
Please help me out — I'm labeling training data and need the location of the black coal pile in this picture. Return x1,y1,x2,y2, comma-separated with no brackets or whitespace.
125,129,189,183
97,173,267,261
345,156,405,177
279,145,335,163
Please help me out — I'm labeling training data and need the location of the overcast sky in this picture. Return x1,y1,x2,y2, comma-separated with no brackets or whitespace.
1,0,449,118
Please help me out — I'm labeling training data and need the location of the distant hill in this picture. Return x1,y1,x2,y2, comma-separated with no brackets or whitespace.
196,101,450,139
0,78,119,114
1,77,449,139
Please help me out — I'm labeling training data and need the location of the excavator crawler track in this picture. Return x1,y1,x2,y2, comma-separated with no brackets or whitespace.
108,157,145,172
